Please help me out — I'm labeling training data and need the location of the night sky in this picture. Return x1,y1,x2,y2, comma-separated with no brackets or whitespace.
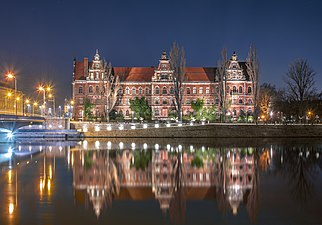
0,0,322,105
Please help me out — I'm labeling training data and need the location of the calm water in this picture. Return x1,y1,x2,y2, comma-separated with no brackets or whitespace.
0,138,322,225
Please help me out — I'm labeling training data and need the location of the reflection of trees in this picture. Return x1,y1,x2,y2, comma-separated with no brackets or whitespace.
131,150,151,170
216,148,229,214
259,149,270,172
169,152,186,225
246,149,260,224
281,147,320,204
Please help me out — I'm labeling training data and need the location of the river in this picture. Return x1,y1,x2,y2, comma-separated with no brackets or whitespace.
0,138,322,225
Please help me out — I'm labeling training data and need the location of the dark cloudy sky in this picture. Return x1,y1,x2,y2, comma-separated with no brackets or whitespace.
0,0,322,105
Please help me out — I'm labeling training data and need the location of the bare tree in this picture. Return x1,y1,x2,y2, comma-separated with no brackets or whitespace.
284,59,316,117
216,48,228,123
100,60,120,121
169,42,186,122
246,45,260,122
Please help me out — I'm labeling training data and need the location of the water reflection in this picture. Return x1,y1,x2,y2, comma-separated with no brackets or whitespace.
0,141,322,224
70,142,322,224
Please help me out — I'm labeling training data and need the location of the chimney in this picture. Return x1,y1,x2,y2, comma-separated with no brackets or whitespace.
84,57,88,78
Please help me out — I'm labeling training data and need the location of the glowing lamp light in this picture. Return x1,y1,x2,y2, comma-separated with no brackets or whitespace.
119,142,124,149
155,144,159,150
131,124,136,129
143,123,148,129
155,124,159,128
9,203,14,215
143,143,148,150
7,132,13,139
107,124,112,131
167,144,171,151
178,122,182,127
131,143,136,149
166,123,171,127
94,126,100,131
190,121,193,126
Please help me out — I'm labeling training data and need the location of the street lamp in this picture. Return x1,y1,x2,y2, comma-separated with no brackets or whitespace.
48,94,56,117
33,102,38,116
6,73,17,115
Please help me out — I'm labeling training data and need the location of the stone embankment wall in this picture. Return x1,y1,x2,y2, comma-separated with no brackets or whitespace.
74,123,322,138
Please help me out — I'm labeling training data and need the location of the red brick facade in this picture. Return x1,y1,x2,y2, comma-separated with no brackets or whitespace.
72,50,254,120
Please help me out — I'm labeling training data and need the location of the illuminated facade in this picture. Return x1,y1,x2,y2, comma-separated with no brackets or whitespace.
72,50,254,120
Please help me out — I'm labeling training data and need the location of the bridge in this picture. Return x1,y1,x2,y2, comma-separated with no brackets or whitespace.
0,114,45,132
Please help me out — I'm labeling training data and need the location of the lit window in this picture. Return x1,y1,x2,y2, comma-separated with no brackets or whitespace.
193,87,196,94
206,87,209,94
132,87,136,95
139,87,143,95
199,87,203,94
162,87,167,95
125,87,130,94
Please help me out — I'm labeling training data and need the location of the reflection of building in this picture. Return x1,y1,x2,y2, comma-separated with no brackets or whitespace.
72,50,254,120
73,151,119,217
225,149,254,215
72,147,256,218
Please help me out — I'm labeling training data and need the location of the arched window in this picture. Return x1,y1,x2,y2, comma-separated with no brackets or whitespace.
119,110,123,115
126,110,129,116
162,87,167,95
78,86,83,94
206,87,210,94
248,99,252,105
239,99,243,104
155,98,159,105
162,98,167,104
132,87,136,95
248,87,252,94
95,86,99,93
89,86,93,93
139,87,143,95
119,87,123,94
233,86,237,93
155,86,160,95
186,87,190,95
125,87,130,94
199,87,203,94
145,87,150,95
155,109,160,116
193,87,197,94
239,86,243,93
170,87,174,95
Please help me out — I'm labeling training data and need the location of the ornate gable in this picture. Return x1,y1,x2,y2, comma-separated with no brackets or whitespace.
226,52,246,81
87,49,106,80
152,51,173,81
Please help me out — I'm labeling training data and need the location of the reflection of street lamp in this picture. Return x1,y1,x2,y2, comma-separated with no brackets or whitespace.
58,106,62,118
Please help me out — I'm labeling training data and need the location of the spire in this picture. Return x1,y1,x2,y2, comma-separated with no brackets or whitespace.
94,49,100,61
231,52,238,61
161,51,168,60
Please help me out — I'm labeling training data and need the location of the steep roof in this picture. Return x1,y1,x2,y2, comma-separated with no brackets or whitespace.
185,67,216,82
114,67,155,82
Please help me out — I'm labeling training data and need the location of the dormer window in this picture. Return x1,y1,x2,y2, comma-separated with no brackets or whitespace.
161,73,168,80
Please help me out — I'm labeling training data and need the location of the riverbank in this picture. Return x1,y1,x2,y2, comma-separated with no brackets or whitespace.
81,123,322,138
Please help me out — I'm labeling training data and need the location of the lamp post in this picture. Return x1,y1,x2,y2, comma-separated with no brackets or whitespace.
6,73,17,115
33,102,38,116
48,94,56,117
